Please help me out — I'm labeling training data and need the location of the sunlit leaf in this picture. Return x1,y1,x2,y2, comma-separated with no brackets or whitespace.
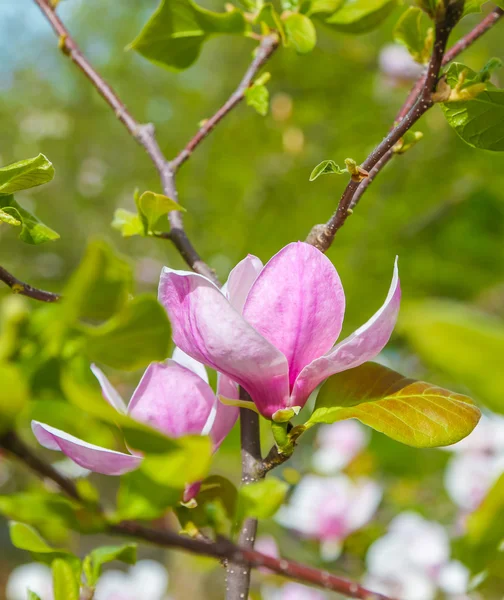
52,558,79,600
308,362,480,448
138,191,184,232
304,0,345,16
0,208,21,226
284,13,317,54
83,544,137,587
441,62,504,151
236,477,288,523
1,196,59,244
111,209,145,238
394,7,433,64
400,300,504,414
0,154,54,195
309,159,347,181
325,0,398,34
245,83,269,116
84,294,171,370
116,469,181,520
130,0,246,70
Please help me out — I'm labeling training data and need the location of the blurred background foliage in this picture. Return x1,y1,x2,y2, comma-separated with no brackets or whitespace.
1,0,504,598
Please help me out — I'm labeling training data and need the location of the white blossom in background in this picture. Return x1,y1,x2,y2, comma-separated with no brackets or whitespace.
364,512,470,600
276,474,382,561
378,44,424,83
6,563,53,600
312,420,368,474
95,560,170,600
262,582,328,600
444,414,504,513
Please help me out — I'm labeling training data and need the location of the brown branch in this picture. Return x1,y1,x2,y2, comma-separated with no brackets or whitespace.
171,35,279,171
32,0,218,286
1,430,394,600
307,4,503,251
0,265,61,303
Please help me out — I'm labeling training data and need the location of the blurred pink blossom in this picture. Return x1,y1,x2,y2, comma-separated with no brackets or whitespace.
312,421,368,474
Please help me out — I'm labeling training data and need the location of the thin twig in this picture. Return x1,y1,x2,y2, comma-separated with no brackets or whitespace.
1,430,394,600
226,390,263,600
0,265,61,303
307,4,503,251
171,35,279,171
32,0,218,285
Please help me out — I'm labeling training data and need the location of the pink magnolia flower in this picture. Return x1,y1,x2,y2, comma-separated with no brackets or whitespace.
262,582,327,600
312,420,368,474
30,351,238,489
159,242,400,420
276,474,382,561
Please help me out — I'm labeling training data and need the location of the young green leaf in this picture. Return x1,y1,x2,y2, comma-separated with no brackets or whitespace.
308,362,480,448
130,0,246,70
83,544,137,587
236,478,288,523
305,0,345,16
138,191,185,232
400,300,504,414
62,240,133,323
440,62,504,151
0,364,29,434
392,130,424,154
284,13,317,54
52,559,79,600
84,294,171,370
394,7,433,64
309,159,347,181
245,84,270,116
0,207,21,226
254,3,285,40
1,196,59,244
0,154,54,195
111,209,145,237
325,0,398,34
27,591,43,600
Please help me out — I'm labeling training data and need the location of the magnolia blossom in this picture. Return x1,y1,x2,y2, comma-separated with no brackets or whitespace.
262,582,328,600
312,420,368,474
276,474,382,561
159,242,400,420
6,563,53,600
378,44,424,83
365,512,470,600
30,351,238,491
95,560,170,600
444,414,504,513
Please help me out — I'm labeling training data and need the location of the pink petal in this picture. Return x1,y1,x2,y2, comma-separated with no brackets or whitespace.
224,254,263,313
172,346,208,383
210,374,240,448
128,361,215,437
90,364,127,414
183,481,202,503
291,259,400,406
158,268,290,419
31,421,142,476
243,242,345,389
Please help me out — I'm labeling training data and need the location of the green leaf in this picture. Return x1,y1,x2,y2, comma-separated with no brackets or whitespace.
440,62,504,151
111,209,145,238
399,301,504,414
52,559,79,600
0,154,54,195
1,196,59,244
0,207,21,226
245,83,270,116
0,363,29,434
27,591,43,600
63,240,133,323
325,0,398,34
83,544,137,587
309,159,347,181
236,478,288,523
284,13,317,54
392,129,424,154
304,0,345,16
116,469,181,520
462,0,487,16
141,434,213,487
308,362,481,448
84,294,171,370
393,7,433,64
130,0,246,71
254,4,285,39
138,191,185,232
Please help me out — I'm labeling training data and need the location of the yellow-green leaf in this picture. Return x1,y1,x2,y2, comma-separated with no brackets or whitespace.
138,191,185,232
0,208,21,226
284,13,317,54
52,559,79,600
308,361,480,448
0,154,54,195
325,0,398,34
111,209,145,237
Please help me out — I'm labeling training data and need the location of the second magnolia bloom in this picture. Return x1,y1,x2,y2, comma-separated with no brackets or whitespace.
159,241,401,420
